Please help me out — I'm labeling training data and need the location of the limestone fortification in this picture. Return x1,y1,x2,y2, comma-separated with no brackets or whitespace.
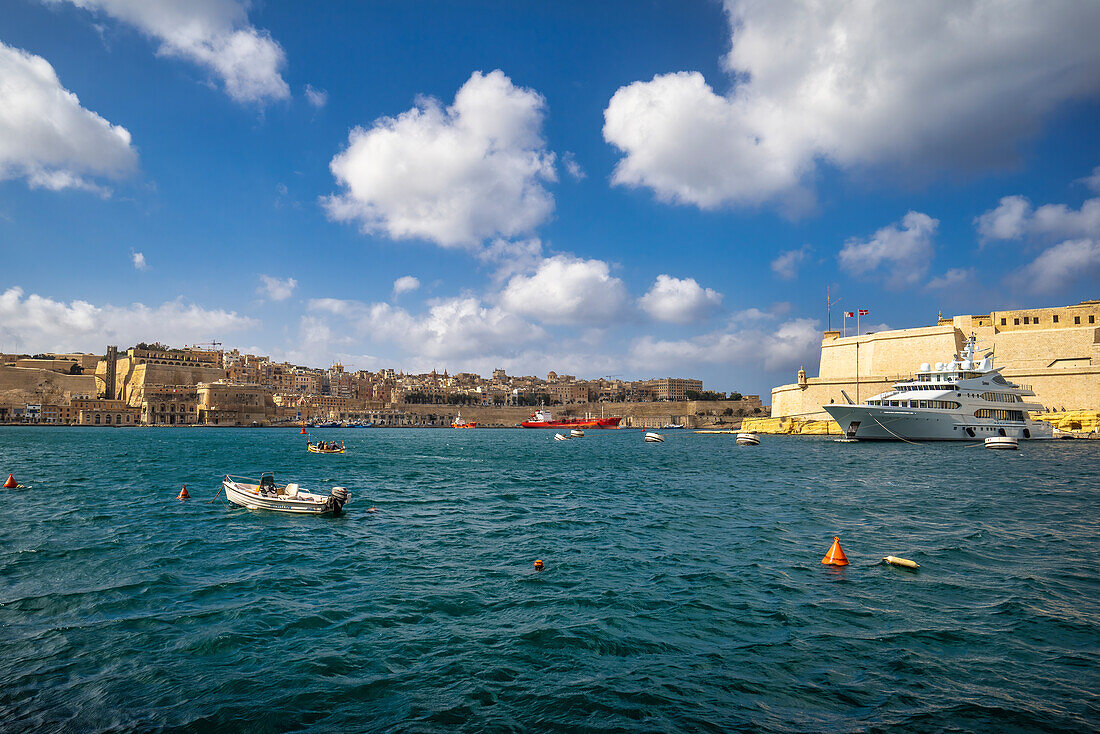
772,300,1099,419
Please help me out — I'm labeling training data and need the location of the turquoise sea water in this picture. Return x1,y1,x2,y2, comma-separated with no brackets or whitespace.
1,427,1097,733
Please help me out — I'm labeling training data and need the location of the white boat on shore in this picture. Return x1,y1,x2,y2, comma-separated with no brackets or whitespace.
222,473,350,515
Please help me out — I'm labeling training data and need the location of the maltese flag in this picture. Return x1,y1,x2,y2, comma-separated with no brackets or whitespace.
845,311,854,317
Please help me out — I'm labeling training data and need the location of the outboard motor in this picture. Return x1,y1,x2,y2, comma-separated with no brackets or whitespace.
325,486,350,515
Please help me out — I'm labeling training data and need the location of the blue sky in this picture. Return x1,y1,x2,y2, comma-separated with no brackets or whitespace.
2,0,1099,397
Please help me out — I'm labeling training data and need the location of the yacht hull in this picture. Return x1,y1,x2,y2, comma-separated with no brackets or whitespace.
824,405,1050,442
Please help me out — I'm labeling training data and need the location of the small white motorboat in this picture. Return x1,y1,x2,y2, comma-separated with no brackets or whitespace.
554,433,569,441
984,436,1018,450
570,429,585,438
222,473,350,515
644,432,665,443
736,432,760,446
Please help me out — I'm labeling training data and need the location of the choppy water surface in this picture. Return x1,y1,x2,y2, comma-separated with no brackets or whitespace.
1,427,1097,732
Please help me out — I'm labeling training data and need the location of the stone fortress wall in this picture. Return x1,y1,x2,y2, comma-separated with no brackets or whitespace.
772,300,1100,419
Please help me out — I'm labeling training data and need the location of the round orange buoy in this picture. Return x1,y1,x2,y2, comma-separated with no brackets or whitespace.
821,536,849,566
3,474,17,489
177,485,190,500
534,559,544,572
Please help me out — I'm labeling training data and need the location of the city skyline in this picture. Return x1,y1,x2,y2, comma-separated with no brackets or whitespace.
3,1,1100,397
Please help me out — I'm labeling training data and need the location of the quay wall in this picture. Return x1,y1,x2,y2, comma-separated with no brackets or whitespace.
392,398,765,428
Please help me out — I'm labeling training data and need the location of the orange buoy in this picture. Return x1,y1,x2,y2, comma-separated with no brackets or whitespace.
534,559,544,572
3,474,17,489
300,422,306,435
821,536,849,566
177,485,190,500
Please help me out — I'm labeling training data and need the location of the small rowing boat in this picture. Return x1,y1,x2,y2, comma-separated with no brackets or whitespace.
222,473,350,515
736,432,760,446
644,432,665,443
307,434,345,454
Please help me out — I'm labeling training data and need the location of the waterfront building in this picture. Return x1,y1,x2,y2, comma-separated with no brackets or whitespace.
771,300,1100,419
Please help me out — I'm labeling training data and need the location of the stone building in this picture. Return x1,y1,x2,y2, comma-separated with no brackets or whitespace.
636,378,705,401
197,382,271,425
771,300,1100,418
71,398,141,426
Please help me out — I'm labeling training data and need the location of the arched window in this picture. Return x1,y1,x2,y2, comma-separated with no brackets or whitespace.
105,414,112,424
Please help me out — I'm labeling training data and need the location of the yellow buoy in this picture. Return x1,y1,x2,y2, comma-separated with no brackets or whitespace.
883,556,919,569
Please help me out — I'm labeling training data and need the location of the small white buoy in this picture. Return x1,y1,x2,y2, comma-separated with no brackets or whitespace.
553,433,569,441
985,436,1018,450
736,432,760,446
883,556,920,569
644,432,665,442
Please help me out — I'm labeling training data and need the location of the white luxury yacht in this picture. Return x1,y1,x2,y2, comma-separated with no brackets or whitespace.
824,335,1051,441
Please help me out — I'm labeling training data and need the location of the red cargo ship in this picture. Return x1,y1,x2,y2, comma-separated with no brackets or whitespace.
520,409,622,429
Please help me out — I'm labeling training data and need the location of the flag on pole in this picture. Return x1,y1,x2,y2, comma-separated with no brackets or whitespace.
845,311,854,317
858,309,869,316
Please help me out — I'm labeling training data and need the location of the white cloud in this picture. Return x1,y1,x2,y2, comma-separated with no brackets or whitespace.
630,317,821,373
976,195,1031,242
0,286,257,353
604,1,1100,209
1080,165,1100,194
0,41,137,193
478,238,545,282
1015,239,1100,293
771,246,810,280
977,185,1100,293
499,255,628,325
324,70,557,249
257,275,297,301
562,151,585,180
839,211,938,288
926,268,973,290
638,274,722,324
392,275,420,296
49,0,289,105
307,296,544,361
304,84,327,108
131,251,147,270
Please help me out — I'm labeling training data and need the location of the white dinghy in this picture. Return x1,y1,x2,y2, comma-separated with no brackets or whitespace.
984,436,1018,450
570,429,585,437
736,432,760,446
644,432,665,443
554,433,569,441
222,473,350,515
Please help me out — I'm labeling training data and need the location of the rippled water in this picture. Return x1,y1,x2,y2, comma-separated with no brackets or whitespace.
1,427,1097,732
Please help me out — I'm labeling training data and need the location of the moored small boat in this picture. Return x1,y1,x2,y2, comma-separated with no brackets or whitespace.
736,432,760,446
553,433,569,441
985,436,1018,450
222,473,349,515
570,429,585,437
451,413,478,428
644,432,665,443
